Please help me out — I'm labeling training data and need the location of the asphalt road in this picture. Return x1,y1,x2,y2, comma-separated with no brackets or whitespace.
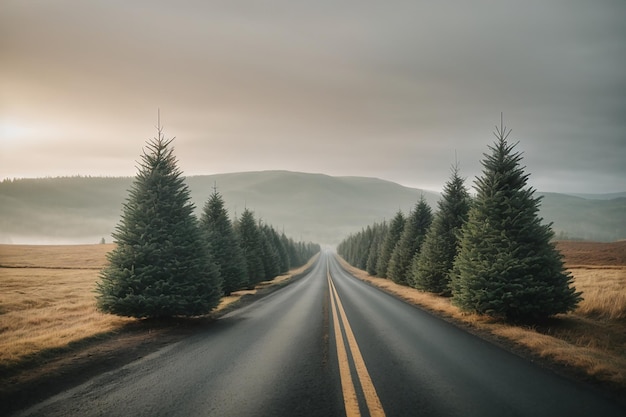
14,252,625,417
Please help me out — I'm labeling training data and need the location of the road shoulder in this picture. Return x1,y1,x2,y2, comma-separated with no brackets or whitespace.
0,258,318,416
333,255,626,406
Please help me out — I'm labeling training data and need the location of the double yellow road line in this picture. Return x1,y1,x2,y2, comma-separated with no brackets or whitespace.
327,263,386,417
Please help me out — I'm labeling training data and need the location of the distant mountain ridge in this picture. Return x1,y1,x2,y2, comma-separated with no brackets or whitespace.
566,192,626,200
1,171,624,244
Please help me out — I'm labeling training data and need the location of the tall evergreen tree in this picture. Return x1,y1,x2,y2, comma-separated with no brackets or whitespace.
259,222,282,280
413,164,471,295
357,225,374,270
376,211,405,278
450,123,581,321
266,225,290,273
200,189,248,295
96,127,221,318
366,221,387,276
236,208,265,286
282,236,319,268
387,197,433,285
407,197,434,287
282,234,300,268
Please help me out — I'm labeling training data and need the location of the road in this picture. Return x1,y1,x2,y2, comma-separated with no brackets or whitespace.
15,252,625,416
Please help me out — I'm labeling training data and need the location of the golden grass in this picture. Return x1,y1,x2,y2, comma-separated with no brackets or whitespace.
556,240,626,267
0,244,113,269
2,240,623,388
0,245,318,369
336,256,626,389
0,245,132,367
571,267,626,320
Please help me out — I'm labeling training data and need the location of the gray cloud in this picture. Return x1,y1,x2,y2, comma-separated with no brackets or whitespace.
1,0,625,193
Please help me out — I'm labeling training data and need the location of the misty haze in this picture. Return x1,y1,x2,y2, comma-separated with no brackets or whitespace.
2,1,626,416
1,171,625,245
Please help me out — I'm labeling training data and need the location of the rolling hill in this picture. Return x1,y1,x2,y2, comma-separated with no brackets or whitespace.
0,171,624,245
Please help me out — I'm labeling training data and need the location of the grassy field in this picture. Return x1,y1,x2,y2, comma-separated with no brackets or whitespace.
0,244,131,367
1,241,625,391
338,240,626,390
0,244,315,371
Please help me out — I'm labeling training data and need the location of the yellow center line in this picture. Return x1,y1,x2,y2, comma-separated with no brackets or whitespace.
328,261,386,417
328,268,361,417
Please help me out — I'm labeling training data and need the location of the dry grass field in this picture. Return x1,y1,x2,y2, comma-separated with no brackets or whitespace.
1,241,624,393
339,240,626,390
0,244,132,368
0,244,316,372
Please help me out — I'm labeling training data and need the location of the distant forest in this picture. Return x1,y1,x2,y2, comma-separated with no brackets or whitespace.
1,172,625,244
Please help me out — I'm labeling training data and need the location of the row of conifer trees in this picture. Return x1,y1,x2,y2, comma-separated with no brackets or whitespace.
96,127,319,319
337,123,581,322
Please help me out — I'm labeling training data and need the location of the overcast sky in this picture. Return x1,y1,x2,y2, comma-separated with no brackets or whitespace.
1,0,625,194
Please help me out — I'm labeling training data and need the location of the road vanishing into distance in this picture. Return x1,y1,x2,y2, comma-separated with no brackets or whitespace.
15,252,625,417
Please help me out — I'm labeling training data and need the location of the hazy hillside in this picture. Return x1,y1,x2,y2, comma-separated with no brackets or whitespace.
537,193,626,242
567,192,626,200
0,171,624,244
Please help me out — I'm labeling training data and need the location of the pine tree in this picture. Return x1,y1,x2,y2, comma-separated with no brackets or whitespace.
366,222,387,276
236,208,265,286
282,234,300,268
259,222,282,280
96,127,222,318
450,122,581,321
273,231,290,273
412,164,471,295
200,188,248,295
407,198,434,287
376,211,405,278
358,226,374,270
264,225,290,273
387,197,433,285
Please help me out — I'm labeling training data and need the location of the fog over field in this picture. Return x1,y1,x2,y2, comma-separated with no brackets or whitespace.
1,172,624,245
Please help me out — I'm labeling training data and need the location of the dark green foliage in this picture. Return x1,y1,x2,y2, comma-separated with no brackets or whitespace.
357,226,374,270
407,198,435,287
281,234,321,268
336,232,356,266
200,189,248,295
267,226,290,273
366,222,387,276
282,234,300,269
336,222,386,275
96,130,222,318
282,234,320,268
376,211,405,278
259,223,282,280
205,198,316,289
387,196,433,285
236,208,265,286
451,125,581,321
412,165,471,295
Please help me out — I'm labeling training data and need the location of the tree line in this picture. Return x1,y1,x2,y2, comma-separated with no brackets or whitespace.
96,127,319,319
337,123,581,322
